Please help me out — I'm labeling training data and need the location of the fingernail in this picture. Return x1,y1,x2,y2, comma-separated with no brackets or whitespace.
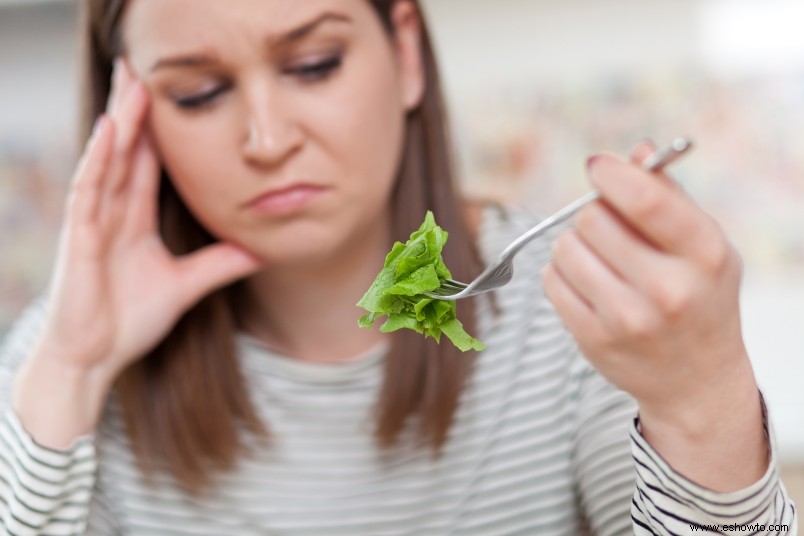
91,114,106,137
586,155,605,187
112,57,123,82
120,58,134,83
636,137,656,148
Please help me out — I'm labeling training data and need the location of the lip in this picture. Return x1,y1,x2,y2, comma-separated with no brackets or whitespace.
245,183,328,216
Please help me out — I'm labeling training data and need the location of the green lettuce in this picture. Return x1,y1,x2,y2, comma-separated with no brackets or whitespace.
357,211,485,352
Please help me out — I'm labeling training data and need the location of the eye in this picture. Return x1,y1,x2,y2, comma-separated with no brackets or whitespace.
173,84,230,110
287,55,342,82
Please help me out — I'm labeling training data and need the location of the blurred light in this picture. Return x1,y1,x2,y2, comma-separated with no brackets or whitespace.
699,0,804,74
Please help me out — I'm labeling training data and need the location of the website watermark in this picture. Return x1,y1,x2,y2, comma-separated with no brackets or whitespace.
690,523,789,532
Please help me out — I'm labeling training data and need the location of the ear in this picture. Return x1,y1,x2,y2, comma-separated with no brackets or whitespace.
390,1,426,111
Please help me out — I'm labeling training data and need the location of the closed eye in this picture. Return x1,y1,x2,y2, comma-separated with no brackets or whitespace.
173,85,230,109
287,55,342,81
171,54,342,110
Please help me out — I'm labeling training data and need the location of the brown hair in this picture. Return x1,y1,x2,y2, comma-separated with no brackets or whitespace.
80,0,483,494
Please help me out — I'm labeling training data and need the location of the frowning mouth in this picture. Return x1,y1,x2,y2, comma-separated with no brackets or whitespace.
245,184,328,216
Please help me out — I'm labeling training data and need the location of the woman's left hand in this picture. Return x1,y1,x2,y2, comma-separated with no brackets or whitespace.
541,140,767,491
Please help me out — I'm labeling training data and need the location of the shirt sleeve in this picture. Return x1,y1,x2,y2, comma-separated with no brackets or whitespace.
0,296,122,535
630,394,798,535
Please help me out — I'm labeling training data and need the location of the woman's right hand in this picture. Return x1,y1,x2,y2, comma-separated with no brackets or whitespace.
31,57,265,386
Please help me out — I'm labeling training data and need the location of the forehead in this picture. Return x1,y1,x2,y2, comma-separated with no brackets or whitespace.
122,0,366,59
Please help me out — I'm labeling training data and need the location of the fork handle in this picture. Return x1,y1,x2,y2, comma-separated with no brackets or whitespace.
498,138,693,261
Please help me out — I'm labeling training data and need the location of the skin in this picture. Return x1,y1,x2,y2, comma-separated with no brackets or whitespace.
12,0,425,448
542,143,768,492
13,0,766,498
123,0,426,361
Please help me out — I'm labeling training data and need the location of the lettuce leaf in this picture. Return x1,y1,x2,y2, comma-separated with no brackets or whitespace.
357,211,485,352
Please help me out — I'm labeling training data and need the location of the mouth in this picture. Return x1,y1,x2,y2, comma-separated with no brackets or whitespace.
245,183,328,216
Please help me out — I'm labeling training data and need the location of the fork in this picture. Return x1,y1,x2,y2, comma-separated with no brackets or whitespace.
423,138,694,300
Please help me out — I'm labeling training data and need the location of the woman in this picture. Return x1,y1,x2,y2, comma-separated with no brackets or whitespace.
0,0,796,534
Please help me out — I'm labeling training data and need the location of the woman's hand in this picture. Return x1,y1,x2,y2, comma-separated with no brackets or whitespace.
541,141,767,491
31,57,265,386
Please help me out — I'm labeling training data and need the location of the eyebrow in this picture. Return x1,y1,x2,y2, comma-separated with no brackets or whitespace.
149,12,352,72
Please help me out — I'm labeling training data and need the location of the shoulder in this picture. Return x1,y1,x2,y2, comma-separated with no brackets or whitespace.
466,198,580,365
0,295,49,412
0,294,48,372
463,198,557,269
463,198,539,236
463,198,562,332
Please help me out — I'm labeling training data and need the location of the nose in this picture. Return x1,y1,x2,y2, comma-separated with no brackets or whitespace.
241,87,303,167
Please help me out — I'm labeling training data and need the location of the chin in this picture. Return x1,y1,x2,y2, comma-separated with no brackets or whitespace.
242,227,344,266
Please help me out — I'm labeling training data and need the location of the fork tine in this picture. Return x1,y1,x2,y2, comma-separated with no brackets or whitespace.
425,285,463,297
423,288,454,298
421,278,472,300
440,279,468,290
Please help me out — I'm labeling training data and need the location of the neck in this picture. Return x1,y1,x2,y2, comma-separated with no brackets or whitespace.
239,221,393,364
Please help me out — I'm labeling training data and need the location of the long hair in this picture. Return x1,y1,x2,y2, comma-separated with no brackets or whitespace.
79,0,483,494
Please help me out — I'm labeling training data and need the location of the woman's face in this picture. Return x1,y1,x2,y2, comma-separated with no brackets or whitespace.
123,0,424,265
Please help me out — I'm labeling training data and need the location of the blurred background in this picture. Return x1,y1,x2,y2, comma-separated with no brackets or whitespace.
1,0,802,507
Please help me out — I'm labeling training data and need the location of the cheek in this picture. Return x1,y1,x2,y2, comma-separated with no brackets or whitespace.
148,105,238,236
306,50,406,200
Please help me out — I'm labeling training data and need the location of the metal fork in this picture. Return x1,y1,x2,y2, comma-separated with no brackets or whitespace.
423,138,693,300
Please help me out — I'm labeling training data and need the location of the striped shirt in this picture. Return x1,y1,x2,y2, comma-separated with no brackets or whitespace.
0,204,797,535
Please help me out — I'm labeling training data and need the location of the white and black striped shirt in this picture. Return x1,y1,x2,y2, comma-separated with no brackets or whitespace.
0,204,797,535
